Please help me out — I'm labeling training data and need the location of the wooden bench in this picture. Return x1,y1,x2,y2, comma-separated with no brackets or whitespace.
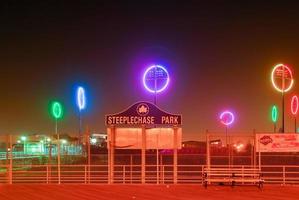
202,167,264,188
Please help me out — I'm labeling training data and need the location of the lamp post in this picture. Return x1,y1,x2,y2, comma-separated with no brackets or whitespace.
271,64,294,133
76,86,86,144
271,105,278,133
143,65,170,105
51,101,63,184
219,110,235,167
291,95,298,133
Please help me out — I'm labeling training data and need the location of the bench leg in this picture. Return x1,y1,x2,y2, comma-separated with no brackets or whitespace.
258,181,263,189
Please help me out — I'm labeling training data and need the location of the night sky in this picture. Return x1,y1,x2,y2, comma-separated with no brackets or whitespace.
1,1,299,140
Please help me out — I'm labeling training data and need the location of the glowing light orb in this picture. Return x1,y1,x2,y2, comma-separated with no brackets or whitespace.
271,105,278,123
271,64,294,93
143,65,170,93
90,138,97,144
76,86,86,111
291,95,299,116
51,101,63,120
219,111,235,126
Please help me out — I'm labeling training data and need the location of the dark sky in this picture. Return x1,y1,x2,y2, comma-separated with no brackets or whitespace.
1,1,299,140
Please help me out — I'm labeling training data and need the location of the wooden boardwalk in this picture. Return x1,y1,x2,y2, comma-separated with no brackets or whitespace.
0,185,298,200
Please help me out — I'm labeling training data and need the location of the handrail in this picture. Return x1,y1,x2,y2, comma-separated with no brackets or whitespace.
0,164,299,184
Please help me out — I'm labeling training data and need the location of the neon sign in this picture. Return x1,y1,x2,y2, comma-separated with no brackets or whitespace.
291,95,299,116
271,63,294,93
143,65,170,93
219,111,235,126
76,86,86,111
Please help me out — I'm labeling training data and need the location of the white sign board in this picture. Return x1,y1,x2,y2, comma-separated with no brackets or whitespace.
256,133,299,152
108,127,182,149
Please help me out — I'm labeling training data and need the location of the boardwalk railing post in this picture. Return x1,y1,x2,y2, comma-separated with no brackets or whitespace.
46,165,49,184
85,165,87,184
123,165,125,184
130,155,133,184
162,165,165,184
242,166,244,184
283,166,286,185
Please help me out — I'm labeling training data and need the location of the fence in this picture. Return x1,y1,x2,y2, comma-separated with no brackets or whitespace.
0,164,299,184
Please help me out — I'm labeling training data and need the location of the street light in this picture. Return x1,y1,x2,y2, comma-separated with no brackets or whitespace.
90,138,97,145
271,64,294,132
271,105,278,132
143,65,170,105
219,110,235,167
76,86,86,144
50,101,64,184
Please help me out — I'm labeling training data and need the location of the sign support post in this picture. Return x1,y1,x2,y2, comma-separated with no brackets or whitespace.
141,125,146,184
173,126,178,184
108,126,115,184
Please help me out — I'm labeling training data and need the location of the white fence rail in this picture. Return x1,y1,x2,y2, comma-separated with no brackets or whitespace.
0,164,299,184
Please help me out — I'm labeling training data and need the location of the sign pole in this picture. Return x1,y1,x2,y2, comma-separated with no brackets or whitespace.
141,125,146,184
295,117,297,133
56,119,61,184
206,130,210,170
173,126,178,184
258,134,261,170
109,126,115,184
156,131,159,184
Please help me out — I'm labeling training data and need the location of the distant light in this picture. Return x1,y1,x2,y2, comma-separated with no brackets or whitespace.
46,138,51,142
234,143,244,152
271,105,278,123
143,65,170,93
291,95,299,116
90,138,97,144
40,140,44,143
219,111,235,126
21,136,27,141
17,140,21,144
271,64,294,93
51,101,63,119
76,86,86,111
61,139,67,144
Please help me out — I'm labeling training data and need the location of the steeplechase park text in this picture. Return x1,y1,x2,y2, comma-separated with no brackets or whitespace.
105,101,182,126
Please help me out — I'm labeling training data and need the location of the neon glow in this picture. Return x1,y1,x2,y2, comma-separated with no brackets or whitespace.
291,95,299,116
51,101,63,119
76,86,86,111
219,111,235,126
271,63,294,93
271,105,278,123
143,65,170,93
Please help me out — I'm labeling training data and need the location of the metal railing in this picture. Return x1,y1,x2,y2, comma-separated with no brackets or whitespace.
0,164,299,184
